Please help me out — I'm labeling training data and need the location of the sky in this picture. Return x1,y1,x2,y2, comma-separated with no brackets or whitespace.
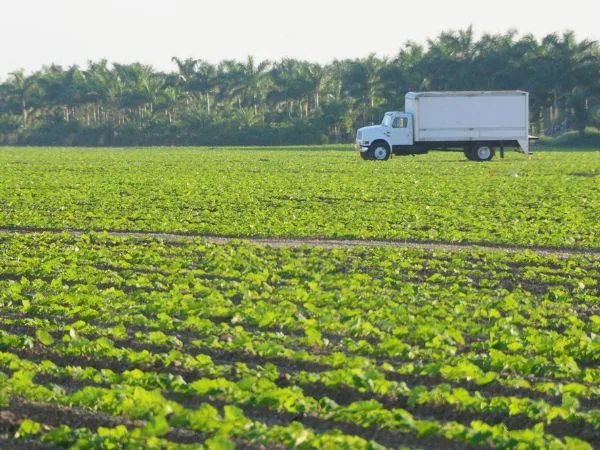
1,0,598,81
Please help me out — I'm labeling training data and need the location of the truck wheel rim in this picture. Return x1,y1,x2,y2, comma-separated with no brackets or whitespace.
477,146,491,160
374,147,388,159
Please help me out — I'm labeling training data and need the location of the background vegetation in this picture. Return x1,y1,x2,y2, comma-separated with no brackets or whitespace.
1,28,599,146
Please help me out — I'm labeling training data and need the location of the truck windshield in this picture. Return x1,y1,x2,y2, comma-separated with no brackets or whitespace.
381,115,392,127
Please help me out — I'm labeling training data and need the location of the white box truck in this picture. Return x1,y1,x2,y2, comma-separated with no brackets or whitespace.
355,91,534,161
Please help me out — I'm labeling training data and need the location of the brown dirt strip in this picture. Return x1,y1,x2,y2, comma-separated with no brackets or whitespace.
25,369,598,444
163,393,464,450
0,437,58,450
4,318,598,390
3,318,599,402
0,398,207,445
4,338,598,412
1,265,590,300
1,227,599,259
0,378,455,449
0,398,286,449
1,363,597,446
2,384,460,449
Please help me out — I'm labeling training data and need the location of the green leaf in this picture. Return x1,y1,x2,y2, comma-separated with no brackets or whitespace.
187,403,220,433
258,311,276,328
143,415,170,437
305,327,323,347
446,328,465,346
564,437,593,450
16,419,42,438
36,329,54,346
561,393,580,412
40,425,74,446
205,435,235,450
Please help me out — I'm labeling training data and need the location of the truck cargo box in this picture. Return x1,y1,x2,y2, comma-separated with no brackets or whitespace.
404,91,529,152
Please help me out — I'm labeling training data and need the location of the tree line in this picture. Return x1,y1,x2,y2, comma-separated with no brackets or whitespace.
1,27,599,146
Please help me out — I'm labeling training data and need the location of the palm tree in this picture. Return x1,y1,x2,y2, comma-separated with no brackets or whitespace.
328,59,350,101
5,69,40,126
362,53,385,109
270,58,306,117
69,65,96,125
307,63,327,110
171,57,197,87
172,57,205,110
237,56,272,115
114,63,159,123
472,30,518,89
338,55,386,123
320,98,353,143
535,32,600,132
420,26,477,90
85,59,118,124
189,60,217,113
157,86,179,123
292,62,328,115
218,59,244,109
37,64,68,119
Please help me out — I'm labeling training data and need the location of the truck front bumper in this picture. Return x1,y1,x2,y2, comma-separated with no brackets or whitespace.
355,143,369,152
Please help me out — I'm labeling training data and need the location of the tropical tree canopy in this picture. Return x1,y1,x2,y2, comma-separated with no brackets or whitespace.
1,28,599,146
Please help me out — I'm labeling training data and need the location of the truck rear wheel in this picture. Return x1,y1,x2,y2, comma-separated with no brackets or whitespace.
368,142,390,161
472,143,495,162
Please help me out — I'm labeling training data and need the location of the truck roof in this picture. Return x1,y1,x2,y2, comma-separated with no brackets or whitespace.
406,90,528,99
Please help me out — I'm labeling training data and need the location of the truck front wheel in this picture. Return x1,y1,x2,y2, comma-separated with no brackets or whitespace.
368,142,390,161
472,143,495,162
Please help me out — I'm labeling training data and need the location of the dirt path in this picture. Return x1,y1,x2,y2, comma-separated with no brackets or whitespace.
1,227,599,259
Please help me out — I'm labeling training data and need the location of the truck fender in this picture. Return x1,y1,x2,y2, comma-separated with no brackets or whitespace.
370,138,391,151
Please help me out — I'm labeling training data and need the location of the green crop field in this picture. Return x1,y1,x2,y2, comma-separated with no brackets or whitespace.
0,147,598,247
0,147,599,449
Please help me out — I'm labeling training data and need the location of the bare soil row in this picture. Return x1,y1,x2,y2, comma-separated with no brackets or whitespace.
1,227,599,259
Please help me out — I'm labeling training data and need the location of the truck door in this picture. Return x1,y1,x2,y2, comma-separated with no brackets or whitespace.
387,113,412,146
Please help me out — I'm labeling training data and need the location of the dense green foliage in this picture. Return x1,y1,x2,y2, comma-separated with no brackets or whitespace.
1,147,599,248
1,28,600,146
539,127,600,149
0,232,598,448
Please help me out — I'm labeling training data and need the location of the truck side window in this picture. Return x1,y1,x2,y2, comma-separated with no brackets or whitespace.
393,117,407,128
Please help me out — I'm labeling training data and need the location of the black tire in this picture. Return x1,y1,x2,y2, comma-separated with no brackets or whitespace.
472,143,495,162
464,148,476,161
367,142,391,161
360,151,372,160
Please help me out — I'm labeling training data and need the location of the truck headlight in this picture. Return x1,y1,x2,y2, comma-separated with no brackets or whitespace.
361,140,370,145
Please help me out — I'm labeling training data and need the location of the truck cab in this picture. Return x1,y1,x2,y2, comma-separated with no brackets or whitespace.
356,112,415,160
